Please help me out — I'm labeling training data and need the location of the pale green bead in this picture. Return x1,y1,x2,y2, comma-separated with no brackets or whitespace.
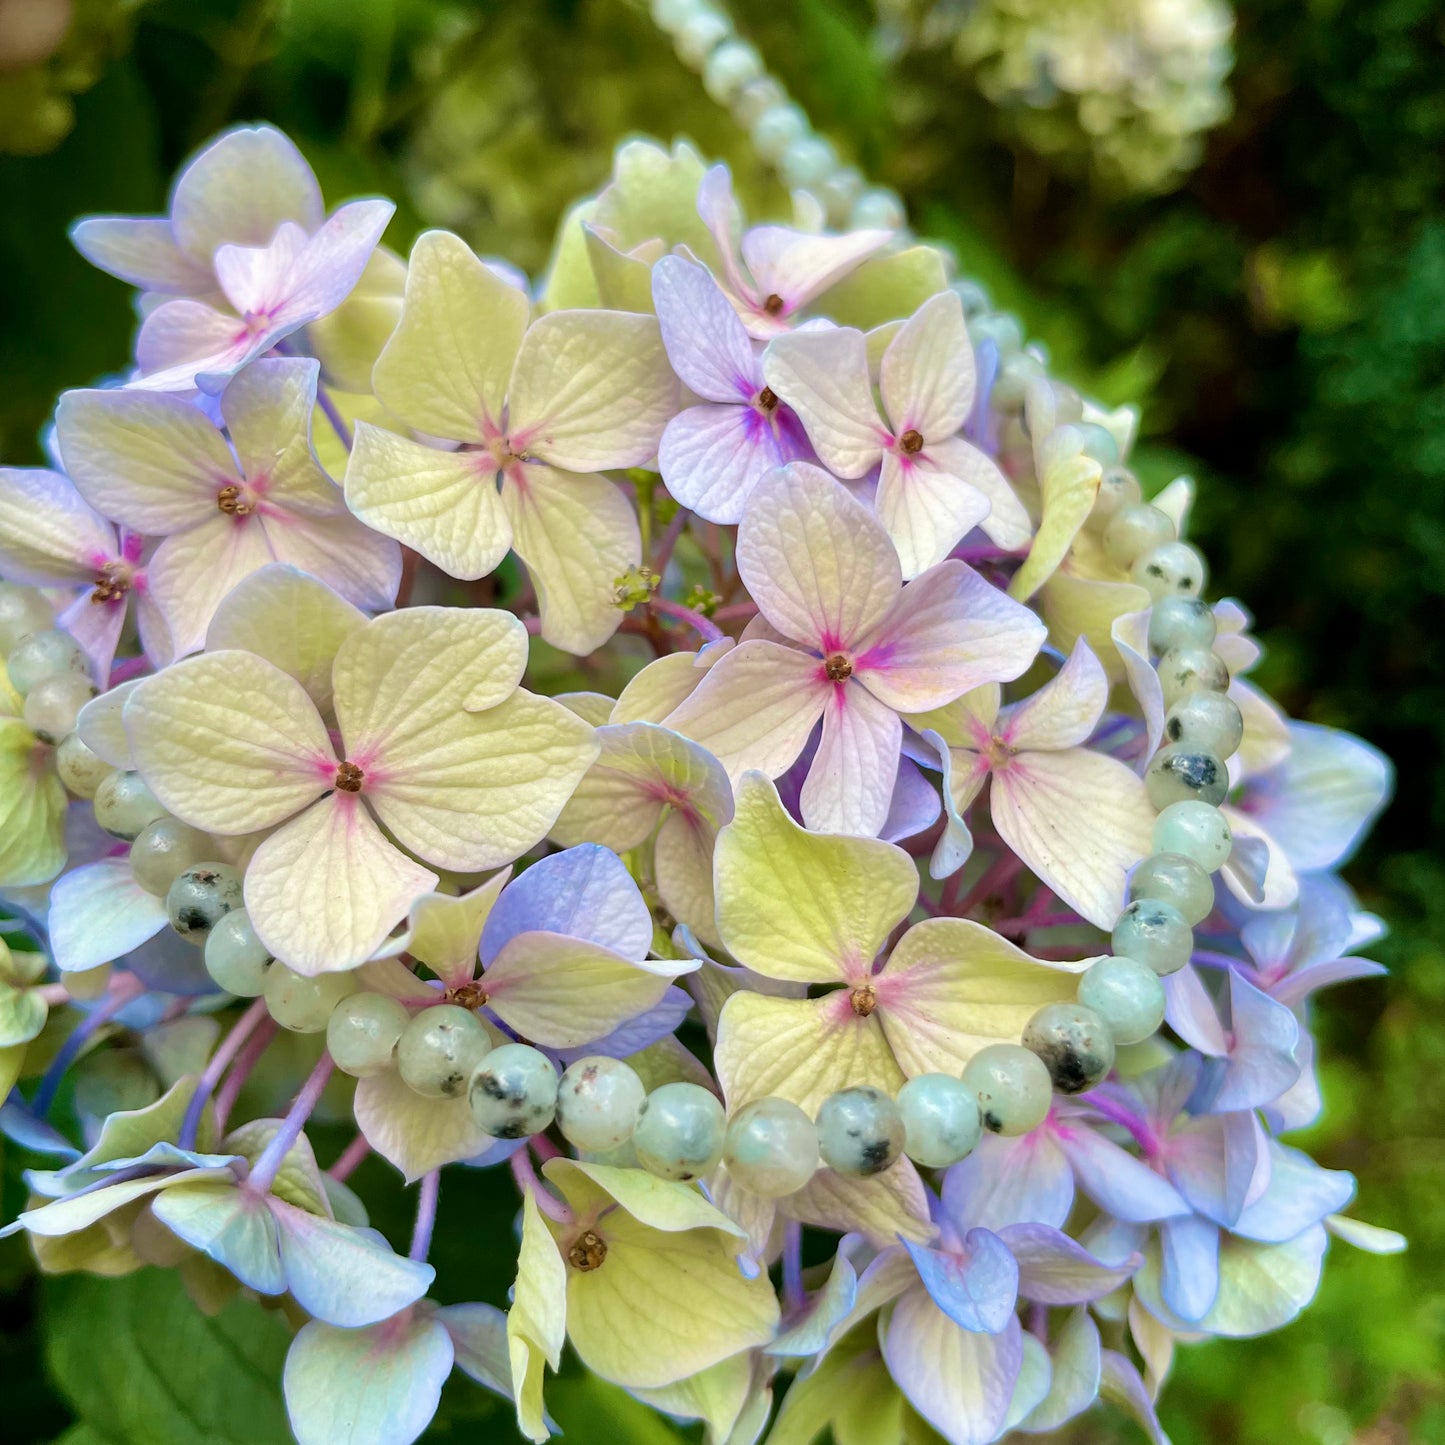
633,1082,726,1181
556,1057,646,1153
961,1045,1052,1136
1112,898,1193,976
991,351,1047,409
850,187,906,231
730,74,785,127
1132,540,1207,602
1149,595,1217,654
0,583,54,654
816,1085,905,1176
94,770,168,841
1158,645,1229,709
54,731,112,799
723,1096,819,1197
130,816,213,896
1022,1002,1115,1094
1164,690,1244,760
968,311,1023,360
1076,422,1120,467
166,862,243,945
815,166,864,226
398,1004,490,1098
204,909,273,996
328,991,410,1077
1046,381,1085,426
23,673,96,745
1145,745,1228,809
651,0,703,30
1087,465,1143,532
6,628,90,695
674,9,730,68
468,1044,558,1138
896,1074,982,1168
264,966,357,1033
1103,504,1175,569
702,38,762,103
751,102,809,163
779,135,838,191
1077,957,1166,1046
1131,851,1214,925
1153,800,1233,871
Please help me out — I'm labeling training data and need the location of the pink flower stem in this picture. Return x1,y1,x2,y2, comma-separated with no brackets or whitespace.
179,997,269,1149
510,1149,573,1225
782,1220,804,1313
953,853,1024,918
32,971,145,1115
650,596,724,644
108,655,152,685
246,1051,335,1196
328,1132,372,1182
529,1133,561,1162
712,601,758,622
523,615,543,635
315,381,353,450
409,1170,441,1262
652,508,688,573
1081,1091,1157,1154
212,1015,281,1136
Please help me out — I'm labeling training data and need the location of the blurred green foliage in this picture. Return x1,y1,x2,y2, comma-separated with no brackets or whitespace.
0,0,1441,1441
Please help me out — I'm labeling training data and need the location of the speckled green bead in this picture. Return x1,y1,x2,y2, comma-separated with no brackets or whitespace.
1157,646,1229,709
1022,1002,1116,1094
1130,851,1214,925
1103,503,1174,569
633,1082,726,1181
263,966,357,1033
130,816,213,896
723,1096,819,1197
1149,595,1217,654
468,1044,558,1139
1087,465,1143,532
1146,746,1228,809
165,862,243,945
327,991,410,1077
0,584,54,653
6,628,90,695
896,1074,982,1168
556,1057,646,1153
1163,690,1244,761
1112,898,1193,976
1132,541,1207,602
816,1086,905,1176
398,1004,490,1098
1077,956,1167,1045
94,770,168,841
204,909,273,996
961,1045,1053,1136
23,674,95,744
54,732,112,799
1153,799,1233,871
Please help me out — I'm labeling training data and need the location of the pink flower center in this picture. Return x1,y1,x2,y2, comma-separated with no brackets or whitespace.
333,760,365,794
824,651,854,682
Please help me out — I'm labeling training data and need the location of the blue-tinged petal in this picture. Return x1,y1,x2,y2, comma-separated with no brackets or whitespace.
1001,1331,1052,1433
1196,1225,1329,1337
767,1244,861,1357
903,1229,1019,1334
284,1314,453,1445
553,986,693,1064
941,1129,1074,1233
433,1301,513,1398
48,858,168,973
1209,972,1300,1113
1163,1111,1269,1228
480,844,652,963
1054,1122,1189,1223
999,1222,1140,1305
1099,1350,1171,1445
1232,1141,1355,1244
1020,1308,1100,1433
882,1285,1023,1445
271,1196,435,1327
150,1181,287,1295
1158,1214,1220,1324
880,756,941,844
0,1098,81,1159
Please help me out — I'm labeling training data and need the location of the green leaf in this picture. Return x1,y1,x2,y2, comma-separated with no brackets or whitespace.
43,1268,292,1445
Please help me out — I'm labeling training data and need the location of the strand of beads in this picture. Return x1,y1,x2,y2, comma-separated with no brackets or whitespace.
645,0,907,230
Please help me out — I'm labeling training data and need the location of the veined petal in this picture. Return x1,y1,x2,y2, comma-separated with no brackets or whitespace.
877,918,1088,1076
502,465,639,655
509,1189,567,1442
0,468,114,584
990,748,1154,929
713,772,918,984
170,123,324,262
508,310,677,472
904,1230,1019,1334
652,254,758,402
243,793,437,974
484,933,674,1049
130,300,262,393
657,403,790,526
266,199,395,325
858,561,1046,713
124,649,333,833
261,507,400,614
57,591,126,684
612,646,729,724
662,639,828,781
1009,428,1102,603
780,1162,933,1250
737,462,900,648
76,679,140,768
714,989,904,1115
344,424,512,581
941,1130,1075,1233
363,689,597,873
379,873,509,991
875,449,993,579
928,436,1032,552
354,1066,495,1182
218,356,330,507
206,565,367,713
654,808,722,947
147,516,279,657
799,681,901,837
762,326,887,478
883,1288,1022,1445
48,858,167,972
1023,1308,1100,1433
1001,640,1108,751
213,221,308,317
151,1181,287,1296
374,229,529,441
70,216,212,294
1054,1122,1189,1223
1112,609,1164,773
55,387,237,532
880,291,975,440
740,225,893,322
999,1222,1139,1305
